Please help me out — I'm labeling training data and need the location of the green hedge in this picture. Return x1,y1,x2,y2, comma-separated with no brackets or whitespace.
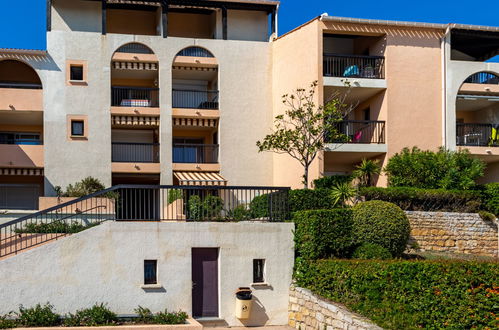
313,175,353,189
482,182,499,216
289,189,335,212
293,209,354,259
295,259,499,330
359,186,482,213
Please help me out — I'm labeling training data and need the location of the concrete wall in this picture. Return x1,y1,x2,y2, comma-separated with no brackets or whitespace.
0,221,294,327
288,286,381,330
407,211,498,257
228,10,268,42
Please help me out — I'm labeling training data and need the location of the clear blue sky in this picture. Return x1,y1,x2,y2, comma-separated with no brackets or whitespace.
1,0,499,50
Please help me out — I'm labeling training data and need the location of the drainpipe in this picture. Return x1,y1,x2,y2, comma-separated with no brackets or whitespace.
441,25,451,148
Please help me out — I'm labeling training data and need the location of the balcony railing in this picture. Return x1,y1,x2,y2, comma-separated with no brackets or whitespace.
0,82,42,89
323,54,385,79
327,120,386,144
172,89,219,109
464,72,499,85
111,86,159,107
112,142,159,163
456,123,498,147
173,144,219,163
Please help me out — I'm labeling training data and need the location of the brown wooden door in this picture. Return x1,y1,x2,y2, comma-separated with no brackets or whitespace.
192,248,219,318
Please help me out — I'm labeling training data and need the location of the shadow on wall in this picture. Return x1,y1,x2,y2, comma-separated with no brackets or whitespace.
240,295,269,327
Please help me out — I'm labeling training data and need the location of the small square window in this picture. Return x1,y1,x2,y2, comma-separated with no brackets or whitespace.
71,120,84,136
70,65,84,81
253,259,265,283
144,260,157,285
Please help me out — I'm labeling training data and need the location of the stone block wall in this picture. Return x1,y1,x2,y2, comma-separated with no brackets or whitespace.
406,211,498,257
288,286,381,330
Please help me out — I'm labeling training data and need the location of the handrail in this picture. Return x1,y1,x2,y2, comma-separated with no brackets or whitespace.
323,53,385,59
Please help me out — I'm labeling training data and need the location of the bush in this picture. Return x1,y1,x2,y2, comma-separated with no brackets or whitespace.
57,177,106,198
230,204,251,221
384,147,485,190
293,209,354,259
482,182,499,216
187,195,223,221
313,175,353,189
16,303,61,327
15,221,100,234
295,259,499,329
359,186,482,213
153,310,188,325
64,303,117,327
289,189,335,212
0,314,16,329
352,201,410,257
352,243,392,260
479,210,496,222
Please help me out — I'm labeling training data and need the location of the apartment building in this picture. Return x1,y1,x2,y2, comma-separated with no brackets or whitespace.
273,15,499,187
1,2,498,210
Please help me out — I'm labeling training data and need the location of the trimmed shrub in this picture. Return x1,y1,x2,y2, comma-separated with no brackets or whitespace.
187,195,224,221
313,175,353,189
16,303,61,327
15,221,99,234
482,182,499,216
289,189,335,212
352,243,392,260
293,209,354,259
359,186,482,213
295,259,499,330
64,303,117,327
352,201,410,257
384,147,485,190
133,306,187,325
0,314,16,329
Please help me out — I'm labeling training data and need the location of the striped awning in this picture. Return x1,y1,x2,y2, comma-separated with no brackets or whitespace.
174,171,227,186
0,168,44,176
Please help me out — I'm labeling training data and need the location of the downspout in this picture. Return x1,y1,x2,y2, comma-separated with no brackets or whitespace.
441,25,450,148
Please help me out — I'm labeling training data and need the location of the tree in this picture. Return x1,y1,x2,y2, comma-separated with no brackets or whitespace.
353,158,381,187
256,81,353,188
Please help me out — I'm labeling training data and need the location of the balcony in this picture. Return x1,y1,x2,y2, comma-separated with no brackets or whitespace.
172,89,219,110
0,144,44,168
456,123,498,147
0,84,43,112
325,120,387,154
112,142,159,163
323,54,385,79
173,144,219,164
111,87,159,108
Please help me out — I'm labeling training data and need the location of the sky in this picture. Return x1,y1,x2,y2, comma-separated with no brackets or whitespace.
0,0,499,50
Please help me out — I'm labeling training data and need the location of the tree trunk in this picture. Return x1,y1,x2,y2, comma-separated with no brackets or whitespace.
303,165,309,189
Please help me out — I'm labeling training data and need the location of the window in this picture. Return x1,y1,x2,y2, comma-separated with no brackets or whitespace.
70,65,84,81
144,260,157,285
253,259,265,283
71,120,84,136
363,108,371,121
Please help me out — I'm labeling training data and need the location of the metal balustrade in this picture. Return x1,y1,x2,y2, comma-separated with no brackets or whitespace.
323,54,385,79
172,89,219,109
173,144,219,163
111,86,159,107
464,72,499,84
327,120,386,144
112,143,160,163
456,123,498,147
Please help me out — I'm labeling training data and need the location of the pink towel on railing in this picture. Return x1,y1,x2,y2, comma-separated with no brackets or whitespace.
352,131,362,143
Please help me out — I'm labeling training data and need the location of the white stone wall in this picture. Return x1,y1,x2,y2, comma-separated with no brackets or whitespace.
0,221,294,327
288,286,382,330
406,211,498,257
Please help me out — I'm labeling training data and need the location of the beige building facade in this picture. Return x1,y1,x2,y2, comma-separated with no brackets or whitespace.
1,1,498,208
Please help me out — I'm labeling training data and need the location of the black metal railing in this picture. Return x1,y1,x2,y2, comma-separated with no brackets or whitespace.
111,86,159,107
173,144,219,163
0,185,290,258
116,43,154,54
177,47,214,58
172,89,219,109
464,72,499,84
327,120,386,144
112,143,160,163
0,82,42,89
323,54,385,79
456,123,499,147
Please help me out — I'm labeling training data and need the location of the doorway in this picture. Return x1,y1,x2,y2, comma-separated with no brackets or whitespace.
192,248,219,318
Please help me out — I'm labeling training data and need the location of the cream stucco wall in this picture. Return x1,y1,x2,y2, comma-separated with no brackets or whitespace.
0,221,294,327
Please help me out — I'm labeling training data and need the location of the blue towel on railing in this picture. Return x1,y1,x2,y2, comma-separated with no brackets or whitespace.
343,65,360,77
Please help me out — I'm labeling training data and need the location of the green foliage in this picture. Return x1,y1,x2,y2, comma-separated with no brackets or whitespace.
64,303,117,327
16,303,61,327
482,182,499,216
384,147,485,190
352,201,410,257
60,176,107,197
313,175,353,189
359,186,482,213
133,307,187,325
293,209,354,259
230,204,251,221
289,189,335,212
167,189,183,204
353,158,381,187
249,194,270,218
330,182,356,207
256,81,350,188
15,221,100,234
479,210,496,222
352,243,392,260
187,195,224,221
295,259,499,330
0,314,16,329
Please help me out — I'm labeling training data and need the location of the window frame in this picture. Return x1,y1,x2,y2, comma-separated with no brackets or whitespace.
69,65,84,81
71,120,85,137
144,259,158,285
253,259,265,284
